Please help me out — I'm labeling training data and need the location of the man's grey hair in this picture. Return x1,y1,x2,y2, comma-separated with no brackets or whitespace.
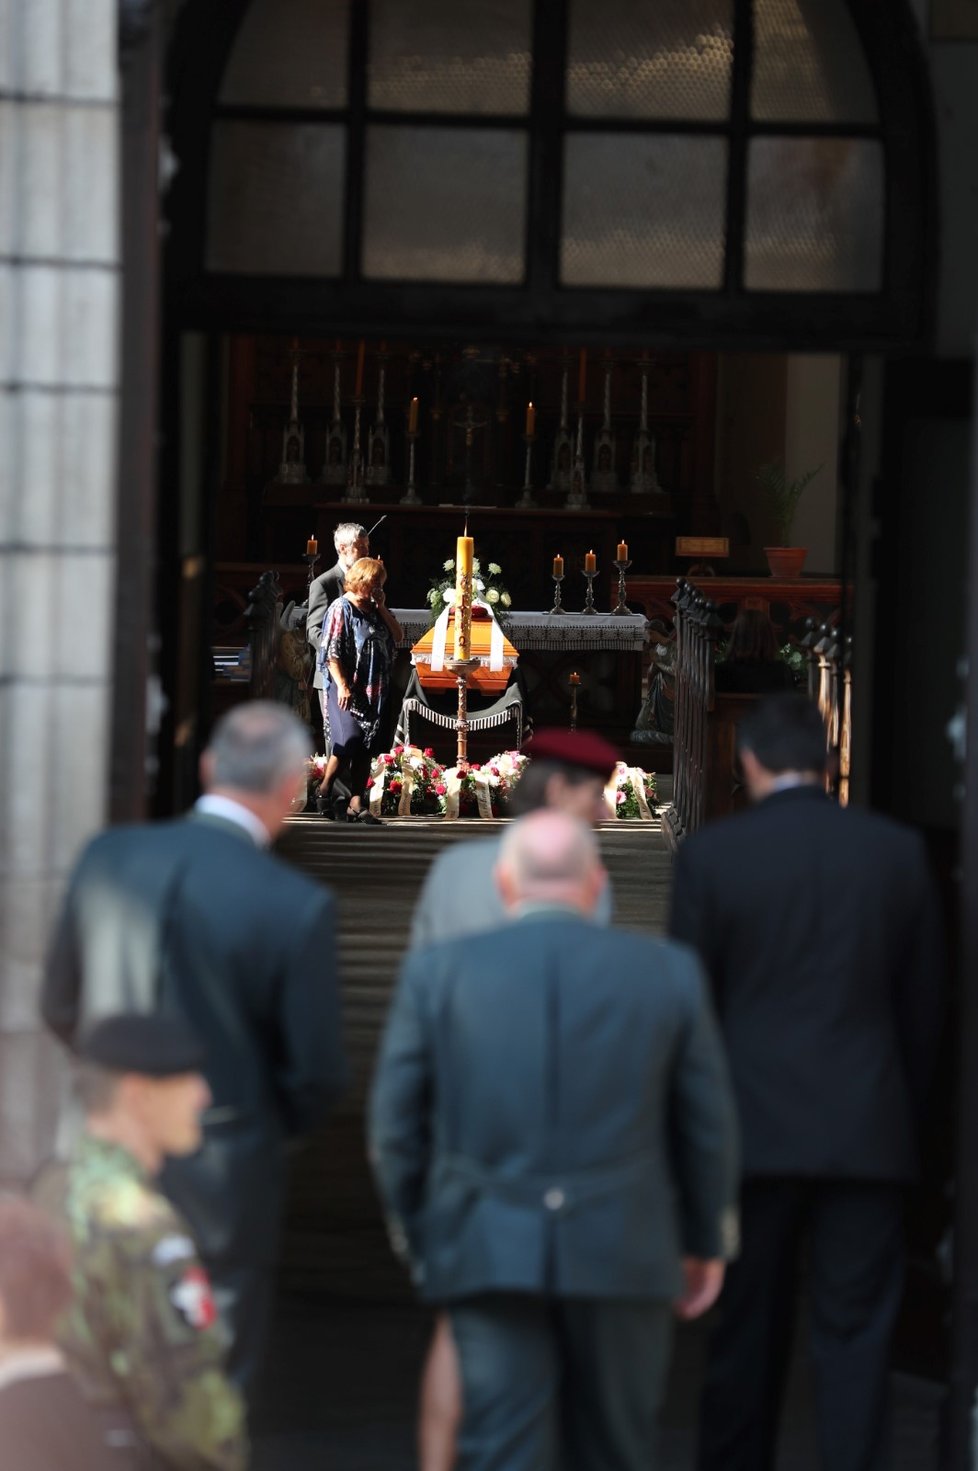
498,812,600,897
206,701,310,793
333,522,366,551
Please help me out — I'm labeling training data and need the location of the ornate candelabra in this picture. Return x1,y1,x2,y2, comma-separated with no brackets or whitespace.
343,398,367,504
550,570,566,615
445,656,482,768
612,558,633,615
566,408,588,509
517,431,536,508
401,426,421,506
581,566,598,615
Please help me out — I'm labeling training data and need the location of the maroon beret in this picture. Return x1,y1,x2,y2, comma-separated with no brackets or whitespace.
521,727,619,777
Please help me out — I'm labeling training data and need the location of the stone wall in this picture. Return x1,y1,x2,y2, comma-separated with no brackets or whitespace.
0,0,120,1177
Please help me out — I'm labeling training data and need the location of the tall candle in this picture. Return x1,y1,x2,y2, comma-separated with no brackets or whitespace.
355,339,365,398
408,395,419,435
525,401,536,438
553,554,564,578
617,540,628,561
584,549,597,573
454,533,474,660
578,349,587,404
306,535,318,556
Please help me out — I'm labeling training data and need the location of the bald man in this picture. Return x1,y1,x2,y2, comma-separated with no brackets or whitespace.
370,812,739,1471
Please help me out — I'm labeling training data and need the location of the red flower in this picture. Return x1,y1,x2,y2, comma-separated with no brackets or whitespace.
423,747,435,758
365,777,374,789
435,783,447,796
389,780,402,793
393,745,404,755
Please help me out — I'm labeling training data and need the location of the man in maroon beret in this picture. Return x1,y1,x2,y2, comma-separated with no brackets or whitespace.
409,726,618,950
407,727,619,1468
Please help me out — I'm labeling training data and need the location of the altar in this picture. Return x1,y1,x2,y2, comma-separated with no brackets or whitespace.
390,608,649,748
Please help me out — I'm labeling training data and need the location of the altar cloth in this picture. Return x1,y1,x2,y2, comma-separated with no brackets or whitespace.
393,609,648,653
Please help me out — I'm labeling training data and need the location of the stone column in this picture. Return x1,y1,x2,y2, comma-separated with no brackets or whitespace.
0,0,120,1179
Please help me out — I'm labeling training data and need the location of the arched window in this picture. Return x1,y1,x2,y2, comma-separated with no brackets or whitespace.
166,0,931,348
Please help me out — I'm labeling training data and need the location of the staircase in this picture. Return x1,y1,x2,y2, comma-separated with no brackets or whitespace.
275,815,673,1297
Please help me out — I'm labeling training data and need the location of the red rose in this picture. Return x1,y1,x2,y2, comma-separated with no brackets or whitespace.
389,780,402,793
423,747,435,758
435,783,447,796
365,777,374,789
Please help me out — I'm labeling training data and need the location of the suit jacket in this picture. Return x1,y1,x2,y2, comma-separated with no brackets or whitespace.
42,812,348,1267
669,786,944,1183
306,562,346,690
409,833,614,949
369,911,739,1303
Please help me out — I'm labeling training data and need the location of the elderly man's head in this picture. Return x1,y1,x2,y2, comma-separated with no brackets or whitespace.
200,701,310,836
334,522,369,571
495,811,606,916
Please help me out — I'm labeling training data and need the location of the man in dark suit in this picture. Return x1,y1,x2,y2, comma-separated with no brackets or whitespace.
371,811,739,1471
305,520,368,704
669,693,944,1471
42,702,348,1396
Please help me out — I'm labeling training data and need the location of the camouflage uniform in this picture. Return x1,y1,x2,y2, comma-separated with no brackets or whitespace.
46,1134,247,1471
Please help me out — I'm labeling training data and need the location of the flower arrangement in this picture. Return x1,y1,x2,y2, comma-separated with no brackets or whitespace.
438,749,528,817
369,746,447,816
428,557,512,623
608,762,658,820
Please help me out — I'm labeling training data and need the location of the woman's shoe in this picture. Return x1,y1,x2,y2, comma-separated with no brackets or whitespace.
347,808,384,826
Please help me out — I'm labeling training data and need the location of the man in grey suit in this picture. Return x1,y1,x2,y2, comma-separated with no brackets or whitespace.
371,811,739,1471
409,727,619,949
42,702,348,1397
305,520,368,703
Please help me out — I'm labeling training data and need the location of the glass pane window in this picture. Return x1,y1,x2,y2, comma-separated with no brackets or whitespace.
368,0,532,115
219,0,350,110
362,127,527,282
561,134,728,288
566,0,734,121
207,121,346,276
752,0,878,124
745,137,883,291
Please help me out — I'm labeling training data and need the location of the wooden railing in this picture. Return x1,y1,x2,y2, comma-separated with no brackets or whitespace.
666,581,851,844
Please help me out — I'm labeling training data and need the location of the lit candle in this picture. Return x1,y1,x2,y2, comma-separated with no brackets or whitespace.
355,339,365,398
617,540,628,561
306,535,318,556
584,549,596,573
578,349,587,404
553,554,564,579
408,396,419,435
525,401,536,438
569,671,581,686
453,533,474,660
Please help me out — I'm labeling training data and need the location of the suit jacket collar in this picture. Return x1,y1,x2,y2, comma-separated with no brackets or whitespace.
188,802,267,847
757,783,829,810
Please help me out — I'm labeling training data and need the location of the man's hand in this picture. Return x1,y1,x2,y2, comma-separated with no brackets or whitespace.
674,1257,725,1320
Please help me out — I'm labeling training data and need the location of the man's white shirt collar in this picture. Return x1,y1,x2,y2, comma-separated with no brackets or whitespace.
194,794,271,847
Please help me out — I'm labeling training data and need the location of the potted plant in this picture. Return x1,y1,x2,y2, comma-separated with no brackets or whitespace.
757,461,822,579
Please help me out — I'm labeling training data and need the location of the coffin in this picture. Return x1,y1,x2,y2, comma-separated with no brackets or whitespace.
411,609,519,694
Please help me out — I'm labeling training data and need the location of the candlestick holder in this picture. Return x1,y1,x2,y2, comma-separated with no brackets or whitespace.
343,398,367,504
569,679,580,731
612,558,632,615
517,434,536,508
400,430,421,506
581,568,598,615
445,655,482,768
549,572,566,615
302,552,321,589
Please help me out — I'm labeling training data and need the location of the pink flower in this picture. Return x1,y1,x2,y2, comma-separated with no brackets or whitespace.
435,783,447,796
616,791,626,804
393,745,404,755
423,747,435,758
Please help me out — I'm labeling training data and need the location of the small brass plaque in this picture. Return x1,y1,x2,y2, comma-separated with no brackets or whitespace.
675,536,729,558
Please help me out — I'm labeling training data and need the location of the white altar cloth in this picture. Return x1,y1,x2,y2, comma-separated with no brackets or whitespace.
392,609,648,653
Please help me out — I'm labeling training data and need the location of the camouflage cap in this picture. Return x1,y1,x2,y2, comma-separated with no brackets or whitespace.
78,1014,206,1077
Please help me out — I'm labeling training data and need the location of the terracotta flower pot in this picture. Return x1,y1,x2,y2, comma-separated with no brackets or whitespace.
763,546,807,579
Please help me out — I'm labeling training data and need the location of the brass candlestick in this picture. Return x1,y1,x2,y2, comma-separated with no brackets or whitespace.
303,552,321,590
550,571,566,615
445,656,482,768
612,558,633,615
401,428,421,506
517,433,536,508
569,673,581,731
582,567,598,615
343,398,367,504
